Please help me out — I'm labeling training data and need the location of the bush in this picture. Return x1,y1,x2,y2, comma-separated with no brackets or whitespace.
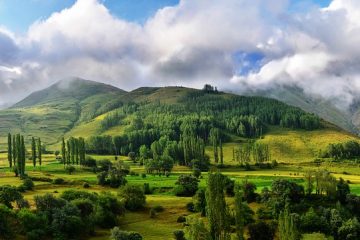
95,193,125,228
21,178,34,191
143,183,152,194
186,202,195,212
53,178,65,184
83,182,90,188
0,205,15,239
110,227,143,240
118,185,146,211
174,175,199,197
60,190,98,202
177,215,186,223
152,205,164,213
192,168,201,178
141,173,146,178
83,156,97,168
248,221,276,240
149,208,156,218
173,230,186,240
65,165,76,175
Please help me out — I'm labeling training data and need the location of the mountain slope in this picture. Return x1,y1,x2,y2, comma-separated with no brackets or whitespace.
0,79,358,163
242,86,358,134
0,78,127,146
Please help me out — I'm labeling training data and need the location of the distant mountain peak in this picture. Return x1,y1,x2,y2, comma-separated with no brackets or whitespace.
12,77,126,108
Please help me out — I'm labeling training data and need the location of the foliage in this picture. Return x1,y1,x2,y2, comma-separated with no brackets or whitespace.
118,185,146,211
174,175,199,197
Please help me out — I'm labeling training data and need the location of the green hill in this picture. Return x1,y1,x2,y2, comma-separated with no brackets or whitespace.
0,79,358,163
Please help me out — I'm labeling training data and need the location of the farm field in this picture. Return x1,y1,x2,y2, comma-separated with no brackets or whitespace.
1,151,359,239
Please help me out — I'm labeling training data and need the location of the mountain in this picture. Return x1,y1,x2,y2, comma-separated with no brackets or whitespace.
0,78,127,146
0,78,358,162
240,86,359,134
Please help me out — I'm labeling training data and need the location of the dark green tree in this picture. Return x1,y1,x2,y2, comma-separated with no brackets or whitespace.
206,171,231,240
31,137,36,167
7,133,12,168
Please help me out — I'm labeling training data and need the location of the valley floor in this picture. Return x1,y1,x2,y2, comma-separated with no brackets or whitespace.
0,152,359,239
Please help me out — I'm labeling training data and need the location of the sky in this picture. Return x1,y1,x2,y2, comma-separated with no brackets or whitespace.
1,0,360,109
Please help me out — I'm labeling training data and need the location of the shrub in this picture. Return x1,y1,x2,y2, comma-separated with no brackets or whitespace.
177,215,186,223
248,221,276,240
83,182,90,188
143,183,152,194
110,227,143,240
186,202,195,212
149,208,156,218
174,175,199,197
141,173,146,178
192,168,201,178
21,178,34,191
53,178,65,184
65,165,76,175
83,156,97,168
173,230,186,240
118,185,146,211
60,190,98,202
152,205,164,212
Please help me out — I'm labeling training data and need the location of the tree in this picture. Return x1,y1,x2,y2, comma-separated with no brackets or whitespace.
62,138,66,166
304,171,314,195
7,133,12,168
0,205,15,239
234,186,245,240
37,138,42,167
31,137,36,168
185,217,211,240
118,185,146,211
174,175,199,197
338,218,360,240
206,171,231,240
248,221,276,240
278,205,300,240
110,227,143,240
193,189,206,216
337,177,350,204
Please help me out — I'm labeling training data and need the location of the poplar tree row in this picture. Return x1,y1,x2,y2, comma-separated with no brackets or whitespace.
8,133,28,177
61,137,86,166
233,142,271,165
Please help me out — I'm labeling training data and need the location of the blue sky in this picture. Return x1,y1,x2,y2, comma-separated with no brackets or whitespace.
0,0,330,33
0,0,179,32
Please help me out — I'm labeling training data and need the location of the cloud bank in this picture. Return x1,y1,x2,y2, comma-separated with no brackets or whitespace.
1,0,360,108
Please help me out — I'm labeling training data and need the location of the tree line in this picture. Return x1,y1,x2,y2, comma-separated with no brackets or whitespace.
7,133,42,178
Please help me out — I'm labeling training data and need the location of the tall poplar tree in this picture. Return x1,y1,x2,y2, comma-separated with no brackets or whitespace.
278,205,300,240
234,185,245,240
206,171,231,240
12,135,16,167
62,138,66,166
31,137,36,167
37,138,42,167
7,133,12,168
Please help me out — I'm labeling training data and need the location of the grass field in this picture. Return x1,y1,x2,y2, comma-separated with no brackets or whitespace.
0,143,360,240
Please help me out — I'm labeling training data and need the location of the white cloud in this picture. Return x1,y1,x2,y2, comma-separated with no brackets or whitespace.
1,0,360,109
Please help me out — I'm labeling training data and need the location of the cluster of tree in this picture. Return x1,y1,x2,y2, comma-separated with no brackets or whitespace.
97,160,130,188
7,133,43,177
323,140,360,160
100,110,125,131
0,187,134,240
226,115,264,138
184,172,256,240
61,137,86,166
233,142,271,165
202,84,219,94
181,169,360,240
